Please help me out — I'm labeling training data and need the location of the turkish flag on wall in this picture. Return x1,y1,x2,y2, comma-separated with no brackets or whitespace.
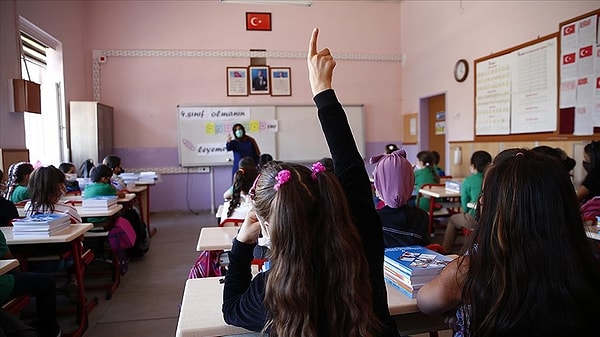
246,12,271,31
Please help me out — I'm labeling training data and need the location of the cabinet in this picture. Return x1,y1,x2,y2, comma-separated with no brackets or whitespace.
69,101,114,169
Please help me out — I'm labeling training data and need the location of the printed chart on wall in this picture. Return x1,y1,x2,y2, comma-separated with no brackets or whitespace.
475,36,557,136
177,106,277,167
559,11,600,136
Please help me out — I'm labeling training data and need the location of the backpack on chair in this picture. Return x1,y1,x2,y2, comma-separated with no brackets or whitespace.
108,216,137,275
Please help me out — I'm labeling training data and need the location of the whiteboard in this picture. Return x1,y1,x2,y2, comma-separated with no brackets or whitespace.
177,104,364,167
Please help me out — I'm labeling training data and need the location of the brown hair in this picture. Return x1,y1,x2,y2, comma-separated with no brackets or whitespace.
252,161,379,337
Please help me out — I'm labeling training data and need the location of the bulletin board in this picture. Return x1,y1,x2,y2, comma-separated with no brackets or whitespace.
402,113,418,144
474,33,559,140
558,8,600,136
474,8,600,142
177,104,365,167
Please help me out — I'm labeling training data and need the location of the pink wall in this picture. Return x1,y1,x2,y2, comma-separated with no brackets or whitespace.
400,0,599,142
1,0,598,211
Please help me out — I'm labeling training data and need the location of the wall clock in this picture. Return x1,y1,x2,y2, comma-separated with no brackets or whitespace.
454,59,469,82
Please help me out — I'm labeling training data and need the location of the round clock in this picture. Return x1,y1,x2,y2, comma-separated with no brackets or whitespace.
454,59,469,82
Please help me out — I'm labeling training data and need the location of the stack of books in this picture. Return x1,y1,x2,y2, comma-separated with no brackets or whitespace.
12,213,71,236
82,195,118,210
383,245,453,298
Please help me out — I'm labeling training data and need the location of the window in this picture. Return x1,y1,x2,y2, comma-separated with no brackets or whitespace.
19,17,67,167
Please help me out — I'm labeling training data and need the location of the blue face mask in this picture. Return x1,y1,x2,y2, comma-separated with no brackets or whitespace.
234,130,244,138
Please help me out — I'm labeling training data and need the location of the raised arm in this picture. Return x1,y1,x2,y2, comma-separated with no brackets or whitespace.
308,27,398,337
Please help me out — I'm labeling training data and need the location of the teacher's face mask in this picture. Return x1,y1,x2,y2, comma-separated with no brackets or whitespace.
234,129,244,138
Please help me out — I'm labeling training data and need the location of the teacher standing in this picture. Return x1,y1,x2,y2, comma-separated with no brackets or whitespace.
226,123,261,179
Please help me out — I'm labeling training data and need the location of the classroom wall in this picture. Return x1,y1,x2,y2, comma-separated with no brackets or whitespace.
1,1,598,212
399,0,599,143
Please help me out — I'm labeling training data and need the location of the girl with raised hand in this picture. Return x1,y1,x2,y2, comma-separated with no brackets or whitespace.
222,27,398,337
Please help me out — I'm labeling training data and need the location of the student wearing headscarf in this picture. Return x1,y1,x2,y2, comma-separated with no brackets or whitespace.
371,149,430,248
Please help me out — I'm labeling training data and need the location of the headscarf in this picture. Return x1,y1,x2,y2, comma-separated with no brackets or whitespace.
370,149,415,208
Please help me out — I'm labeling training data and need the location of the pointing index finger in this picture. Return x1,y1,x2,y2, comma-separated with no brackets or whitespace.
308,27,319,57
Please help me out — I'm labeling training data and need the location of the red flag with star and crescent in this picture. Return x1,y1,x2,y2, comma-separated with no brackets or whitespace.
579,45,593,58
246,12,271,31
563,53,576,65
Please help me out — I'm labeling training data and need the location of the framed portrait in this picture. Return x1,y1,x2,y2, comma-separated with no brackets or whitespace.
249,66,270,95
270,67,291,96
226,67,248,96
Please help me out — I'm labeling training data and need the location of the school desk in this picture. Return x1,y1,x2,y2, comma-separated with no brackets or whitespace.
2,223,96,337
196,227,239,251
175,277,447,337
0,259,19,275
418,185,462,236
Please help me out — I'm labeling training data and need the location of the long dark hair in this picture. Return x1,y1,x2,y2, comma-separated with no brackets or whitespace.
416,151,439,182
252,161,379,337
461,148,600,337
226,166,258,218
27,165,66,214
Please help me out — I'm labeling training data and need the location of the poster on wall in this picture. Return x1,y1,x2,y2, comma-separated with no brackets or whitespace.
559,12,600,135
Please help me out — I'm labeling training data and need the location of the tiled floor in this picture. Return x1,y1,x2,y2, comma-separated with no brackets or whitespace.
49,211,453,337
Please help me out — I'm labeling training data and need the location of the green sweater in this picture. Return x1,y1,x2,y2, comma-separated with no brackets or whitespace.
9,185,29,203
461,172,483,217
415,167,439,211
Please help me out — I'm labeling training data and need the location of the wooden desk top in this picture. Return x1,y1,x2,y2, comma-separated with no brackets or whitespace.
1,223,93,244
418,186,461,199
126,185,148,193
0,259,19,275
176,277,423,337
196,227,239,252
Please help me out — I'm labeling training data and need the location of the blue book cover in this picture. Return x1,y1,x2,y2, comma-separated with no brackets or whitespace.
13,213,70,226
384,245,452,276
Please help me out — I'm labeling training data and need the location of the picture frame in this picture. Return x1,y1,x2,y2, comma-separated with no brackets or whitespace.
249,66,271,95
226,67,248,97
270,67,292,96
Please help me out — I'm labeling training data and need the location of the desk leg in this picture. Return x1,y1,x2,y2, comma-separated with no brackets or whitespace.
62,237,98,337
138,187,156,237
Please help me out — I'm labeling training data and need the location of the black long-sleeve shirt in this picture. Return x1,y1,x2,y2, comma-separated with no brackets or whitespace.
222,89,399,337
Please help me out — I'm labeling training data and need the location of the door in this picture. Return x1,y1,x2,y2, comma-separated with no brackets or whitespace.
427,94,446,174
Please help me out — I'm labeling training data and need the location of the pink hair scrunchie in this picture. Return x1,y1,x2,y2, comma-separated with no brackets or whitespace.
274,170,291,191
311,162,326,181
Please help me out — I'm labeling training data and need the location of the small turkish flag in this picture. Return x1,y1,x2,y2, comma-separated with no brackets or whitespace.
563,24,575,36
246,12,271,31
563,53,576,65
596,77,600,89
579,45,593,58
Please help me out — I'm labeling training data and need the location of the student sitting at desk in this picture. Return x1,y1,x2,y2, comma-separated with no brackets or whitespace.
4,162,34,204
23,166,81,224
1,230,62,337
222,28,399,337
58,162,80,194
417,149,600,337
370,148,430,248
20,165,81,302
84,164,126,200
223,166,258,222
414,151,440,211
576,140,600,204
102,155,127,191
442,150,492,253
223,157,257,201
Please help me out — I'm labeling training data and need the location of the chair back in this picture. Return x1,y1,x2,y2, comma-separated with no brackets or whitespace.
219,218,244,227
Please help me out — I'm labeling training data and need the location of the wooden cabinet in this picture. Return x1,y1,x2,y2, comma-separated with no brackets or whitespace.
69,101,114,169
